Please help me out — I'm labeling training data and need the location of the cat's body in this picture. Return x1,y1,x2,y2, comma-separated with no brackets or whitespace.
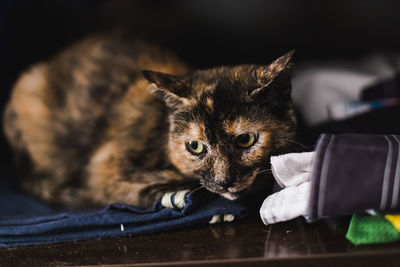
3,36,296,208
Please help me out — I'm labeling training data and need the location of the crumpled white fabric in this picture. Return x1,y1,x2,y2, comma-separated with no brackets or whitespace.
292,54,398,126
270,152,314,187
260,152,315,225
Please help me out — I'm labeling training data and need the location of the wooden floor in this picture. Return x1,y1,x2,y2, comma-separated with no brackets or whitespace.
1,215,400,266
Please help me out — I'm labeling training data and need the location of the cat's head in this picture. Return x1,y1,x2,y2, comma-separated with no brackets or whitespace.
143,51,296,200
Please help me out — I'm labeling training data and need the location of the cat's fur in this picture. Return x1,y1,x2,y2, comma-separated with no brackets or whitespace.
3,36,296,208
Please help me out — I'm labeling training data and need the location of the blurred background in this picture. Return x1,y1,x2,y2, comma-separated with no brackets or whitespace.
1,0,400,159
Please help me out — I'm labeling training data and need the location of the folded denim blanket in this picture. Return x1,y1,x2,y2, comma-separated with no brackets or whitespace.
0,172,247,247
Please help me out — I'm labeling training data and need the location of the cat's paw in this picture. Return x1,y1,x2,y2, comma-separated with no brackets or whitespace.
161,190,190,210
209,214,235,224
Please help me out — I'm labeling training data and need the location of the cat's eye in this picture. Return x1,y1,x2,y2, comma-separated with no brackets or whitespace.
186,141,206,155
237,133,258,148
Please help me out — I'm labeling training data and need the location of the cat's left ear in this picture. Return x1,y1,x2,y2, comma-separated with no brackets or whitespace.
249,50,294,102
142,70,191,110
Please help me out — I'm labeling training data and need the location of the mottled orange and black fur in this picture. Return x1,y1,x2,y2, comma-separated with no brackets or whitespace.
3,36,296,208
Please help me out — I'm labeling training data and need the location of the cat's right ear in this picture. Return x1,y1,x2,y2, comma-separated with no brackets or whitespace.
248,51,294,104
142,70,191,110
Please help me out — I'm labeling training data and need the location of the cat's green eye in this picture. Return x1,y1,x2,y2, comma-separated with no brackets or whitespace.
237,133,258,148
186,141,206,155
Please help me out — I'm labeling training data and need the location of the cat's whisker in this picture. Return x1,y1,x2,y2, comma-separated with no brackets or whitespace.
287,139,311,150
256,169,272,175
271,144,283,154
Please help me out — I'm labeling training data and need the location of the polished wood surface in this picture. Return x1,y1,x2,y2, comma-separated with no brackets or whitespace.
1,215,400,266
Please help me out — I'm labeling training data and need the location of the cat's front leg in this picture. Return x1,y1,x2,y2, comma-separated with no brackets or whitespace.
86,161,199,208
85,170,199,208
136,178,200,208
85,141,200,208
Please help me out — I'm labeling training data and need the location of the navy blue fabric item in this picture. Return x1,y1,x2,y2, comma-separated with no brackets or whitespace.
0,166,247,247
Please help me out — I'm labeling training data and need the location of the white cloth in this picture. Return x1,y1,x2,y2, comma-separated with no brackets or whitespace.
260,152,315,225
260,182,311,225
292,68,376,126
270,152,314,188
292,54,398,126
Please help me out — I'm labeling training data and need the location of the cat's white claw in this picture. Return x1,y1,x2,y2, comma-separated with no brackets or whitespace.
209,214,221,224
161,190,190,210
209,214,235,224
223,214,235,222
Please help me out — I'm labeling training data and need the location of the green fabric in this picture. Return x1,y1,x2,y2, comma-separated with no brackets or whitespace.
346,213,400,245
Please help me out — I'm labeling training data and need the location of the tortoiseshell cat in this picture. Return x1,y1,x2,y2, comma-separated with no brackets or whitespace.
3,36,296,208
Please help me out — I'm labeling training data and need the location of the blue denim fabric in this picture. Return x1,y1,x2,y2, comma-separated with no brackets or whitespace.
0,173,247,247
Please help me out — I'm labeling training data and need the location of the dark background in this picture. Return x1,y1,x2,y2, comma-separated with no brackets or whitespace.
1,0,400,160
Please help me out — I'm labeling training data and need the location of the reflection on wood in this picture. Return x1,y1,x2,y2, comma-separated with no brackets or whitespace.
1,216,400,266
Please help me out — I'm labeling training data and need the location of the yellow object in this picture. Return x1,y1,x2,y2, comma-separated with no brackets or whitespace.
385,214,400,232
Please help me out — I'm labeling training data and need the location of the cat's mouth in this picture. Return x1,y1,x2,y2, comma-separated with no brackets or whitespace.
202,168,260,200
220,192,240,200
200,180,243,200
219,184,250,200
